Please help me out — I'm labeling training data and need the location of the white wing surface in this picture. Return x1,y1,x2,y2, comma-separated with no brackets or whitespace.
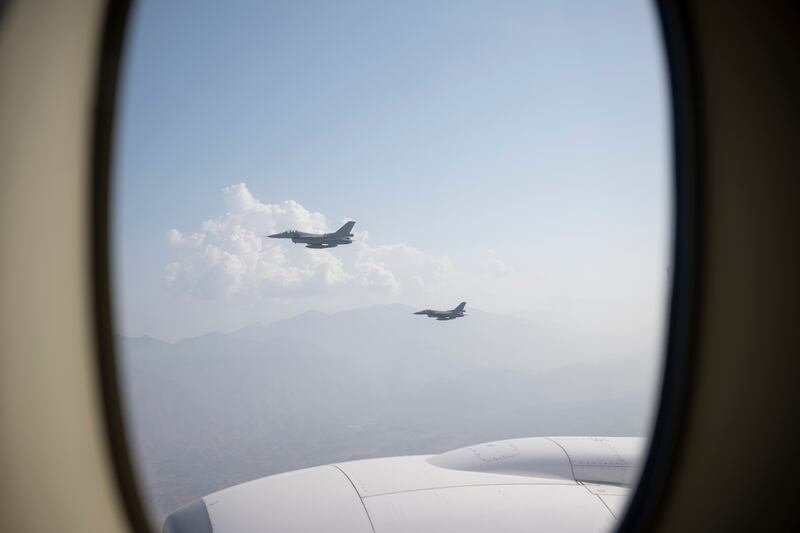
164,436,643,533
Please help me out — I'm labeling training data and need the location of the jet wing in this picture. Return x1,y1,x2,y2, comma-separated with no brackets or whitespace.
164,436,642,532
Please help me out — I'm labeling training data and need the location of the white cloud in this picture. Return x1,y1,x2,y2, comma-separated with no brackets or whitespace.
164,183,452,300
165,229,204,248
481,250,513,276
354,241,453,292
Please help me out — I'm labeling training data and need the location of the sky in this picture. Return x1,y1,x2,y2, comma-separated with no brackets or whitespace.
113,0,671,344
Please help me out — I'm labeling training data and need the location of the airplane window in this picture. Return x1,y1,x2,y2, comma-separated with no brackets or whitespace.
112,1,670,531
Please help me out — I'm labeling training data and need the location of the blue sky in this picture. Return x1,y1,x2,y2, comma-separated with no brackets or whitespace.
114,0,670,344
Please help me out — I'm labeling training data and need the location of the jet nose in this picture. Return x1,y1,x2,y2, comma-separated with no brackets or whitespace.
267,232,284,238
413,311,425,315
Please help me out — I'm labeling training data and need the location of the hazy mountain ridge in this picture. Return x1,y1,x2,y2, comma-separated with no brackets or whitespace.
119,304,657,529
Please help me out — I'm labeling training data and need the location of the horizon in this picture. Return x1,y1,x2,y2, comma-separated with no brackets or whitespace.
118,302,534,343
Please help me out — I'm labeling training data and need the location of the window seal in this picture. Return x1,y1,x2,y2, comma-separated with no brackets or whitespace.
91,1,153,532
617,2,703,531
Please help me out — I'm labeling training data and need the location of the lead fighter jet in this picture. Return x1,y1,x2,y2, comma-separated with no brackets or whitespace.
414,302,467,320
267,221,356,248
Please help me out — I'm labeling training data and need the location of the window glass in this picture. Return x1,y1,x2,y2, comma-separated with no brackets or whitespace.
114,1,670,529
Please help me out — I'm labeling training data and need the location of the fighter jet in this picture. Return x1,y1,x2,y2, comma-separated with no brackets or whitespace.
267,221,356,248
414,302,467,320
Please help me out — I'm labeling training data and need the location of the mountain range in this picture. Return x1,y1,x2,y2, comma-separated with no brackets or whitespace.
118,304,659,529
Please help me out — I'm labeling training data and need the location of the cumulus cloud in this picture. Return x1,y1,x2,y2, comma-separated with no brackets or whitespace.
481,250,513,276
165,229,205,248
165,183,452,300
354,242,453,292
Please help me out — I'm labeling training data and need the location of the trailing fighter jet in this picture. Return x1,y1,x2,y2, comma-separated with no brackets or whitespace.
267,221,356,248
414,302,467,320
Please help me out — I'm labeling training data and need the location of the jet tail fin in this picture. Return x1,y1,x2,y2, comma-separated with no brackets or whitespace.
335,221,356,236
453,302,466,313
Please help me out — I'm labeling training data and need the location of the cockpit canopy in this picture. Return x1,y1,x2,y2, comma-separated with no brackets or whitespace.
267,229,301,239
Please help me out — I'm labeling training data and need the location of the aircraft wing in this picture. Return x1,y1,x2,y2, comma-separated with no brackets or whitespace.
164,436,642,533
